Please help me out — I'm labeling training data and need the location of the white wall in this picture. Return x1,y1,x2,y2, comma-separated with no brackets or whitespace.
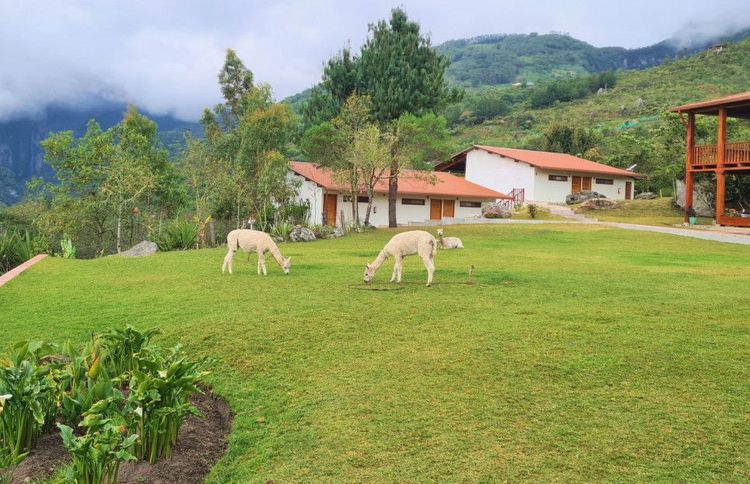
533,170,634,203
465,150,536,199
335,193,487,227
288,173,324,225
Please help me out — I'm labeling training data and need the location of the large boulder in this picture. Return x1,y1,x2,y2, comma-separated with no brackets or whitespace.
635,192,658,200
120,240,158,257
289,226,316,242
328,227,345,238
579,198,618,211
482,203,512,219
565,191,606,205
675,178,714,217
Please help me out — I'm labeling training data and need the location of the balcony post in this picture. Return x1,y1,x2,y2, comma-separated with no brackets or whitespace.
684,113,695,222
715,109,727,224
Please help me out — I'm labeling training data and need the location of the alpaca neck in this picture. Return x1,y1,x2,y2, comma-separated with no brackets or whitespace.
369,250,389,273
268,242,285,267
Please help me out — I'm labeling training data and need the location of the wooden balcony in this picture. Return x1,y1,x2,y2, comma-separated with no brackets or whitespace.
690,141,750,171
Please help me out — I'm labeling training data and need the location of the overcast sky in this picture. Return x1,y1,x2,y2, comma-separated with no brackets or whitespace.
1,0,749,121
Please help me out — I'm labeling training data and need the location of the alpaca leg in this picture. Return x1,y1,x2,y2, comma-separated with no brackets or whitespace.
223,250,235,274
396,257,403,283
259,252,267,276
422,254,435,286
391,255,402,283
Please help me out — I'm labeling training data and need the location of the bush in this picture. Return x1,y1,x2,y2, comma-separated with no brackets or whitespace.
0,230,47,274
310,224,334,239
271,221,294,242
157,220,198,252
60,236,76,259
527,204,539,219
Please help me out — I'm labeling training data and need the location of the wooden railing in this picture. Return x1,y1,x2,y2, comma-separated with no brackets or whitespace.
691,141,750,166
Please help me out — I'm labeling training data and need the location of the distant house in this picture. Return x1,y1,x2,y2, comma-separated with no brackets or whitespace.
288,161,509,227
435,145,641,204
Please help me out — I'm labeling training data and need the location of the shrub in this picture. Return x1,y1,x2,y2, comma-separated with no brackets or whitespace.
60,236,76,259
271,221,294,242
310,224,333,239
0,342,58,458
527,204,539,219
126,346,209,463
98,325,160,377
0,230,46,274
157,220,198,252
58,406,137,484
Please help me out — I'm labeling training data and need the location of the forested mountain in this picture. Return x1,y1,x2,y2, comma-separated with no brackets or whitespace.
437,28,750,87
0,105,200,205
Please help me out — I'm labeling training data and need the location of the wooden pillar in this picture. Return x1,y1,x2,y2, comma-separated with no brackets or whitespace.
684,113,695,222
716,108,727,224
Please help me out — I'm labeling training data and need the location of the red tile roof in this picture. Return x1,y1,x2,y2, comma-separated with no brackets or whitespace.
289,161,510,199
446,145,641,178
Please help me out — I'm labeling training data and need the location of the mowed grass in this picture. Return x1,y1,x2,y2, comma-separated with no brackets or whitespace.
575,198,713,226
1,224,750,482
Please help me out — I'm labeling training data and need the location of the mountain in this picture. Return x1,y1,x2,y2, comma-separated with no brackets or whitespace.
437,28,750,87
0,105,201,205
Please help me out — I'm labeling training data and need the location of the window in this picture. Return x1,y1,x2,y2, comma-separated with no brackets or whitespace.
548,175,568,182
401,198,425,206
595,178,614,185
343,195,371,203
459,201,482,208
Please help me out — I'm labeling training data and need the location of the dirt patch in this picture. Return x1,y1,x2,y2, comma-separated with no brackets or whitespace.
11,430,70,483
9,389,232,484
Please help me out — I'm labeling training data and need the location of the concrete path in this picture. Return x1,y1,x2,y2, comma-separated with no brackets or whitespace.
0,254,48,287
533,201,750,245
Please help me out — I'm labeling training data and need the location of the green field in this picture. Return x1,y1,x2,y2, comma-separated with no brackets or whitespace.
1,225,749,482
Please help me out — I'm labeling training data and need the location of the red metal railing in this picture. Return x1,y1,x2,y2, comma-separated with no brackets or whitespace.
691,141,750,166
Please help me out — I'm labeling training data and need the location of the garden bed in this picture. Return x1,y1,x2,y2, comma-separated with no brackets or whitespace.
11,389,232,484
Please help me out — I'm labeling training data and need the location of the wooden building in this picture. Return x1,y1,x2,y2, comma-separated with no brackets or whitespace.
670,92,750,226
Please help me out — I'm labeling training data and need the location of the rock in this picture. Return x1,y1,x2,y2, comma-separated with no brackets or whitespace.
675,178,714,217
289,226,316,242
579,198,618,210
120,240,158,257
565,191,607,205
482,203,512,219
634,191,658,200
328,227,344,238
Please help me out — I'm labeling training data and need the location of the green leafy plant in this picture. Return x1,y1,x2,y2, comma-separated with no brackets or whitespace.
527,204,539,219
60,236,76,259
271,221,294,242
58,338,117,426
58,403,137,484
310,224,333,239
157,219,199,252
126,346,209,463
0,230,47,274
0,342,57,458
99,325,160,377
0,446,25,484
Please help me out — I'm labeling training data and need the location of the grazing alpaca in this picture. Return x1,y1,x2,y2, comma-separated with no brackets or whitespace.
222,229,292,275
436,228,464,249
364,230,437,286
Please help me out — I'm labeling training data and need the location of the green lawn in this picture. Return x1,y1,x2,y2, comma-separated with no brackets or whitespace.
575,198,714,227
1,224,749,482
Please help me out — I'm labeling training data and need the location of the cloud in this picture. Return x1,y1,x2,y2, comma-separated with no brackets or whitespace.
0,0,749,122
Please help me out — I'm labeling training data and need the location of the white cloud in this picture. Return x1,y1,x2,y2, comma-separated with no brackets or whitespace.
0,0,748,121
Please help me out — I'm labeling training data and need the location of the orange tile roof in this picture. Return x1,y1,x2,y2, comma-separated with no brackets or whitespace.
467,145,641,178
289,161,511,199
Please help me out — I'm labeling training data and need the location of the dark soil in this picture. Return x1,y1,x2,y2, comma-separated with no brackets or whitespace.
10,389,232,484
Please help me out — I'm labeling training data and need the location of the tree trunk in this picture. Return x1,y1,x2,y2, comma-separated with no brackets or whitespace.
209,218,216,247
364,186,375,226
116,203,123,254
388,158,398,228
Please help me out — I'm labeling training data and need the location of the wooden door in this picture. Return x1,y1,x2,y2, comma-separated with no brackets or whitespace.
571,176,582,193
442,200,455,218
430,199,442,220
582,177,592,191
323,194,337,226
625,182,632,200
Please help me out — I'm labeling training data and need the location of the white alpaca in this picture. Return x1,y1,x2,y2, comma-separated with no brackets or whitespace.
364,230,437,286
436,228,464,249
222,229,292,275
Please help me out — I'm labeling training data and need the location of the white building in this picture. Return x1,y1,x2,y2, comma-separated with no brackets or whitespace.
435,145,642,203
288,161,509,227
